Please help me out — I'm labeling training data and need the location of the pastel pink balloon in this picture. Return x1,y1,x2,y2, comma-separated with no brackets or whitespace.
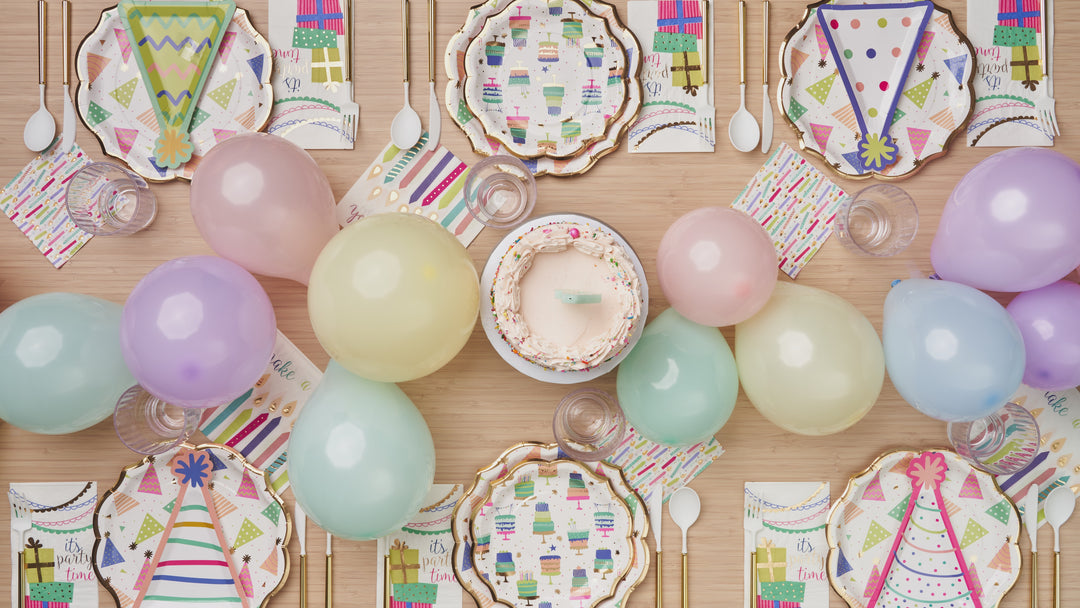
657,207,778,327
190,133,340,285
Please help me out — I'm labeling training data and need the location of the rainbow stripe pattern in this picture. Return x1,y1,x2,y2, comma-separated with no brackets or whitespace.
604,425,724,506
730,143,847,279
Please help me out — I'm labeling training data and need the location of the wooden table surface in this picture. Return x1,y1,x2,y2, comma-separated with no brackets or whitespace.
1,0,1078,606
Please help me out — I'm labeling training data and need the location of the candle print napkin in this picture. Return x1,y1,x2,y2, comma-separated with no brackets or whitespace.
336,135,485,247
603,426,724,505
995,384,1079,526
744,482,830,608
197,330,322,494
267,0,356,148
730,143,847,279
966,0,1053,146
0,144,93,268
9,482,99,608
626,0,715,153
375,485,464,608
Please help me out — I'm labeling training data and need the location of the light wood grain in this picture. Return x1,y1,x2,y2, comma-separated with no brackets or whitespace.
1,1,1077,606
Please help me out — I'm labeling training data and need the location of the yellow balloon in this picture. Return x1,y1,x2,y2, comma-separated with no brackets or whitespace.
308,213,479,382
734,282,884,435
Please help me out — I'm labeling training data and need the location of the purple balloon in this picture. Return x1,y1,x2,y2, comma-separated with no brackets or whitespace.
121,256,277,409
931,148,1080,292
1007,281,1080,390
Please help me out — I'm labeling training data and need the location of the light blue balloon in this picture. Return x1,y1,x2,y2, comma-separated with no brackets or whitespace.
883,278,1025,422
0,293,136,434
288,360,436,540
616,308,738,446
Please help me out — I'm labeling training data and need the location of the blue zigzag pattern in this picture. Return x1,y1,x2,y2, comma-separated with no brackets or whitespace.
157,89,193,105
124,9,224,31
137,35,214,52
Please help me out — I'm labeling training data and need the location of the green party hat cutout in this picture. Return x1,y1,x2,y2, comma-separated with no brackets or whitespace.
118,0,235,169
134,513,165,544
986,499,1012,525
903,78,934,109
110,77,141,109
233,518,264,549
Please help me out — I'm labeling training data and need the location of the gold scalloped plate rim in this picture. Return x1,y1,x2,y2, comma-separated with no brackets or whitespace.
775,0,976,182
824,448,1021,608
444,0,643,177
461,0,630,161
74,5,274,184
451,442,650,608
91,442,292,608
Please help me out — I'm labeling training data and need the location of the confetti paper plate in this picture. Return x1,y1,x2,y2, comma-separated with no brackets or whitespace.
826,450,1020,608
452,443,649,608
778,0,974,180
76,5,273,182
446,0,642,176
93,444,290,608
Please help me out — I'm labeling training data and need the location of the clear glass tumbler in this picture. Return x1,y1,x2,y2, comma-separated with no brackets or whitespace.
65,162,156,235
833,184,918,256
113,386,200,455
464,155,537,229
553,388,625,461
947,401,1040,475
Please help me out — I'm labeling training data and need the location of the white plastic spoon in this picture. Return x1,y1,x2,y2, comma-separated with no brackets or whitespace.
1046,485,1075,608
669,487,700,608
24,0,56,153
728,0,759,153
391,0,422,150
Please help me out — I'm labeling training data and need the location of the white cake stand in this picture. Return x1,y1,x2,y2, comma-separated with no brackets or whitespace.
479,213,650,384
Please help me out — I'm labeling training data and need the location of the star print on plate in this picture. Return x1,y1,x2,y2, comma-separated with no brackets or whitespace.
816,2,932,171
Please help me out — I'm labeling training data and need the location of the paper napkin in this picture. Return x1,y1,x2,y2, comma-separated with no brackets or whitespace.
604,427,724,505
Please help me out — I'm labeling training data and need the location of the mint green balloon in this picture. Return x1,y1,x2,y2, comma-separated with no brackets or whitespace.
0,293,135,434
616,308,739,446
288,360,436,540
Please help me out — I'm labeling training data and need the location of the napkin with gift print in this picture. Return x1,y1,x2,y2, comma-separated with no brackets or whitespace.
9,482,98,608
966,0,1054,146
744,482,830,608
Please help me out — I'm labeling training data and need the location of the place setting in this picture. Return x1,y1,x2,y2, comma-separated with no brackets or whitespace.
1,1,1080,608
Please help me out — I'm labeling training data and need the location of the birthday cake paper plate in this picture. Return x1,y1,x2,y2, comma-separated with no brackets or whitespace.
826,450,1020,608
93,444,290,608
76,6,273,182
453,443,649,608
446,0,642,176
463,0,629,160
778,0,974,180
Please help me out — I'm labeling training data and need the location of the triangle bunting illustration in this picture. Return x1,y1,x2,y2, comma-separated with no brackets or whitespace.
815,1,933,171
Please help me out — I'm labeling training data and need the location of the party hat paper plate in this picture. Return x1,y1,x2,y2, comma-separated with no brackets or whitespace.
118,0,236,169
816,2,932,171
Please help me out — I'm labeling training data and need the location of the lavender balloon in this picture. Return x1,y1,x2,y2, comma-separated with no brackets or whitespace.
121,256,277,409
1008,281,1080,390
931,148,1080,292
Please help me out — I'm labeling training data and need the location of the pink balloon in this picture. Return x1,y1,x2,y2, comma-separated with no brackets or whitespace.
190,133,339,285
121,256,277,409
657,207,778,327
931,148,1080,292
1007,280,1080,390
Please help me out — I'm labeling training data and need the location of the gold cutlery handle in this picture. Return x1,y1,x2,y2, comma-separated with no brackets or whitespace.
681,553,688,608
428,0,435,83
750,550,758,608
62,0,70,85
1054,551,1061,608
762,0,768,85
656,551,663,608
384,555,392,608
325,554,333,608
402,0,410,83
737,0,746,85
300,554,307,608
38,0,46,85
1032,552,1038,608
18,550,25,608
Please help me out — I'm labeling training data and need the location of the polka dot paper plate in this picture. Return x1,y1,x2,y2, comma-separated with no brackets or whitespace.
778,0,975,180
93,444,290,608
826,450,1021,608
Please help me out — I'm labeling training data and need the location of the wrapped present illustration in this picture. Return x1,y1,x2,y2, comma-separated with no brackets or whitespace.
755,540,787,583
311,47,344,83
388,539,421,585
671,51,703,95
657,0,703,38
23,539,55,584
295,0,345,35
996,0,1041,30
1010,45,1043,90
28,581,75,607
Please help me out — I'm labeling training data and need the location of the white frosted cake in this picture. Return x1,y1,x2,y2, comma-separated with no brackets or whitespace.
491,221,642,371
